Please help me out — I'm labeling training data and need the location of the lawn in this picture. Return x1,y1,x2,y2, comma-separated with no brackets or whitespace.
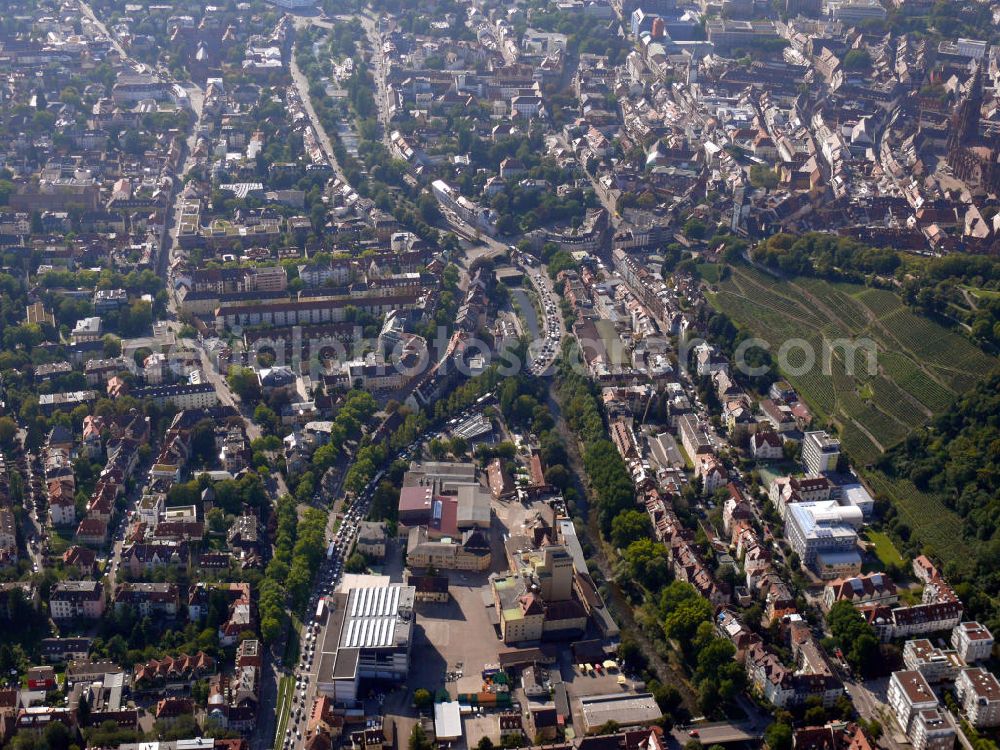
962,285,1000,301
863,529,906,569
283,613,303,667
273,674,295,750
49,529,72,555
697,263,720,284
709,266,996,466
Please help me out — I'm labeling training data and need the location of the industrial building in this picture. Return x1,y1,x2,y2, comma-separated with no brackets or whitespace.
315,580,415,704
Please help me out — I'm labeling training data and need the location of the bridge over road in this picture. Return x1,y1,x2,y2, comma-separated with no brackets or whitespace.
669,722,765,746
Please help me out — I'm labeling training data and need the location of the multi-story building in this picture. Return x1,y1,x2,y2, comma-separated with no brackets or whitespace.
39,637,92,664
955,667,1000,728
952,622,994,663
695,453,727,495
902,639,964,684
39,390,98,416
48,491,77,526
0,509,16,564
137,494,165,530
112,73,169,104
356,521,388,560
677,413,712,460
491,545,588,644
215,292,421,330
246,265,288,292
802,431,841,474
93,289,128,313
430,180,497,233
315,582,415,704
113,583,180,617
822,572,898,611
705,19,779,54
50,581,105,620
130,384,219,410
770,475,834,519
121,542,190,577
910,709,957,750
888,671,949,749
825,0,887,22
406,527,491,571
785,501,862,577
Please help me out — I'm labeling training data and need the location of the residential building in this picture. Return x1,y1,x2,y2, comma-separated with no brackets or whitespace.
130,384,219,410
955,667,1000,728
71,317,103,343
952,622,994,663
94,289,128,313
39,391,97,416
40,638,92,665
909,709,956,750
113,583,180,617
215,292,421,330
750,431,784,460
0,510,15,564
902,640,964,684
695,453,727,495
677,413,712,460
887,671,946,747
50,581,105,620
154,697,194,728
133,652,216,692
121,542,190,576
822,573,898,611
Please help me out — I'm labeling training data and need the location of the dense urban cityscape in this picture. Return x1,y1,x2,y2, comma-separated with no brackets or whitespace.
0,1,997,750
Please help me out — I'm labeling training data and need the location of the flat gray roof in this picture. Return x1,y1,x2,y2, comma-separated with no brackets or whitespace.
578,693,661,729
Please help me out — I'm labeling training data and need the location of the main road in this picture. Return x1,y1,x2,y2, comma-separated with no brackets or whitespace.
288,27,348,184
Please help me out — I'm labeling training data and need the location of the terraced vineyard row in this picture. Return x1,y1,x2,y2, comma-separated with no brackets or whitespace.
880,307,995,376
797,278,869,333
711,268,997,461
878,352,955,412
730,268,824,322
865,472,968,568
856,287,904,317
870,376,928,426
929,365,980,395
839,424,881,467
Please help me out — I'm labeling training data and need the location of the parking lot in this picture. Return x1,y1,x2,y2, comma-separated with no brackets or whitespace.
382,570,502,741
409,572,502,695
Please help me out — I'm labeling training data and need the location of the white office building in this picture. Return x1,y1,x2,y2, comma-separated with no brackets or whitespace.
802,430,841,474
785,501,862,578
